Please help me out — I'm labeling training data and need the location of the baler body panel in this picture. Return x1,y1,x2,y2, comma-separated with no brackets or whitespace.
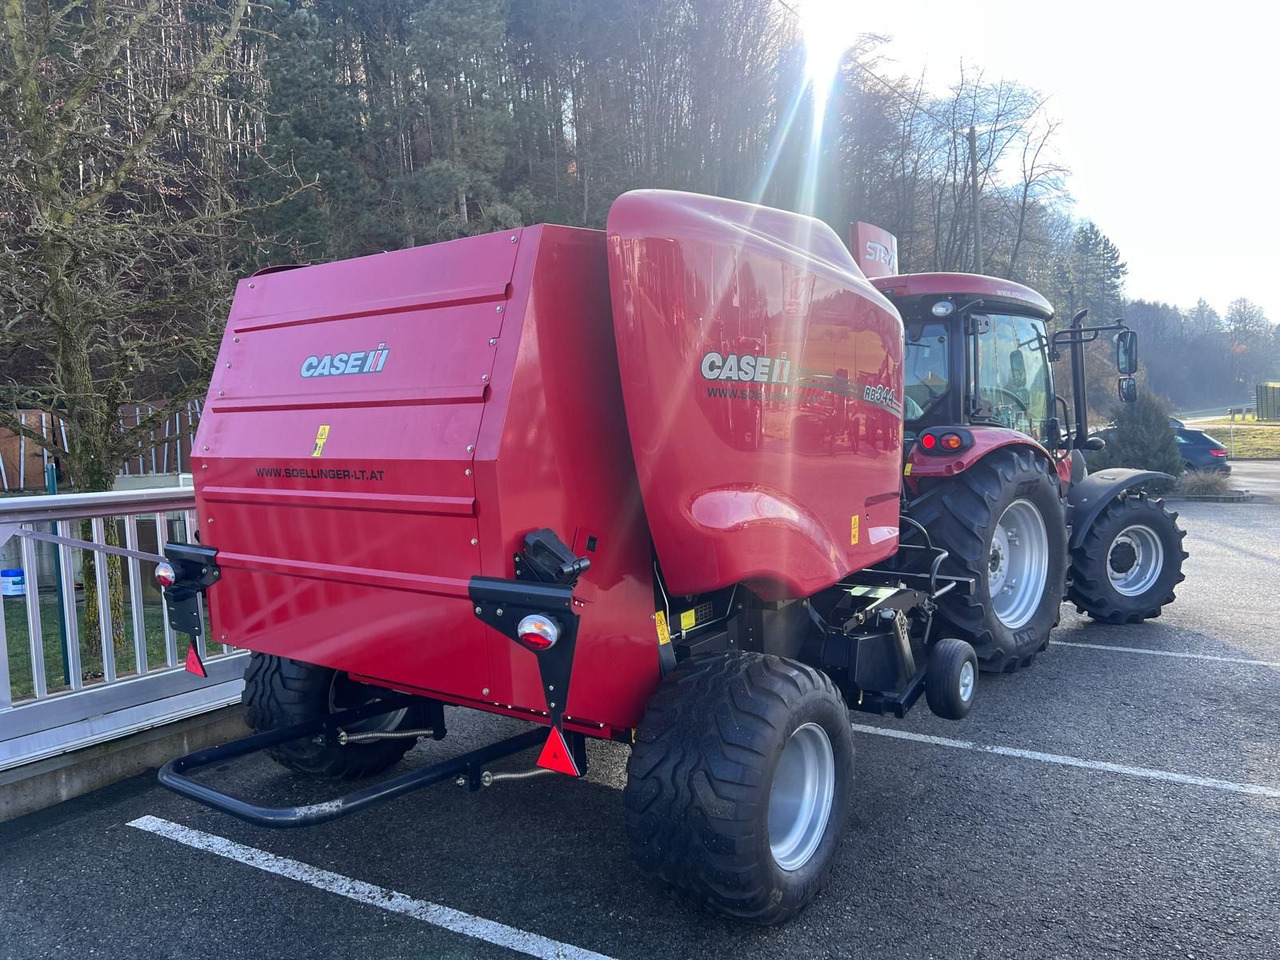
606,191,905,600
196,225,658,731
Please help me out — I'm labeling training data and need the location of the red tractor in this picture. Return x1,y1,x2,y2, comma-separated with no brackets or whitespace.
156,190,1184,925
871,268,1186,672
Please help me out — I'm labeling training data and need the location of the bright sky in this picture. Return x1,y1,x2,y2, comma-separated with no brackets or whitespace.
809,1,1280,321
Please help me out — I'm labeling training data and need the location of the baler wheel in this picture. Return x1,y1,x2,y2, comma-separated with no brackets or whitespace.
924,638,979,720
1067,492,1187,623
243,653,424,780
907,448,1067,672
623,652,853,925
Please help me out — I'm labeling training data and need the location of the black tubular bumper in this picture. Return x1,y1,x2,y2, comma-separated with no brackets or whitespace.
158,696,545,828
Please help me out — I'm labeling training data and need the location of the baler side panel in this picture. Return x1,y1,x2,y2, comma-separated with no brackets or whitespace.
474,226,659,730
606,191,904,601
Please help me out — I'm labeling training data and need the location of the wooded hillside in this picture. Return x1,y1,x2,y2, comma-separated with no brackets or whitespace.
2,0,1273,488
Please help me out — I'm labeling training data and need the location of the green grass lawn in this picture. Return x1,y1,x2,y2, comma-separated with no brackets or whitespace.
4,591,213,702
1191,418,1280,460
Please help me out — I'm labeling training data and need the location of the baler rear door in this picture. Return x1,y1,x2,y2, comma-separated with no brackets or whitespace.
606,190,905,601
194,231,524,698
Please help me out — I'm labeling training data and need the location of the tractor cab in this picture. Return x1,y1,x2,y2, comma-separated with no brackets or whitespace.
872,272,1058,449
870,270,1139,463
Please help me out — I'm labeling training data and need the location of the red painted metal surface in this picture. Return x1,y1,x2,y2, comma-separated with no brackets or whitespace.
607,191,905,600
851,222,899,278
196,225,658,734
872,272,1054,319
906,426,1057,483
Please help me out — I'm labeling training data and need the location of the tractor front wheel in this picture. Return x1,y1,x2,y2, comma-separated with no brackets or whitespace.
623,652,853,924
1067,493,1187,623
909,449,1067,672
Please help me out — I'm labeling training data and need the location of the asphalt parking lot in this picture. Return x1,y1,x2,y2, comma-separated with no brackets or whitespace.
3,499,1278,960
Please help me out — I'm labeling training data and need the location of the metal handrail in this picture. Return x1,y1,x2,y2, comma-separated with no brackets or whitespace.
0,486,195,524
0,483,244,772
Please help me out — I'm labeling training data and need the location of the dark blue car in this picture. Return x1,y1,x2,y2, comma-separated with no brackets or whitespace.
1176,428,1231,474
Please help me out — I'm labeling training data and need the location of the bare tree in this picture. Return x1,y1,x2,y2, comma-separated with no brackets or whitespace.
0,0,298,650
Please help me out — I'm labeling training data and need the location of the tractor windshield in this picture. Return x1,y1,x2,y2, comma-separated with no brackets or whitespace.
971,314,1052,441
903,322,949,422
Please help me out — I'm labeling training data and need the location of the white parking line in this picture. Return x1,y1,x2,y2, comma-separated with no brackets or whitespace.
1050,640,1280,668
127,815,616,960
849,725,1280,799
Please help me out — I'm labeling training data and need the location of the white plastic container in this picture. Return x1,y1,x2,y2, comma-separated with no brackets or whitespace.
1,568,25,597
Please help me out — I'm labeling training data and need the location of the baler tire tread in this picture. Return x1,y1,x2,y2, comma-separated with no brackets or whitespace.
242,653,418,781
906,448,1066,672
1067,492,1187,623
623,651,853,925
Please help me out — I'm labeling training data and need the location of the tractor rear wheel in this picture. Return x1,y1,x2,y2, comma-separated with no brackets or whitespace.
909,449,1067,672
243,653,424,780
623,651,853,924
1067,493,1187,623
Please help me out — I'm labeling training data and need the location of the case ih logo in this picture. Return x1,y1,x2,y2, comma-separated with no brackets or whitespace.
300,343,390,378
701,352,793,384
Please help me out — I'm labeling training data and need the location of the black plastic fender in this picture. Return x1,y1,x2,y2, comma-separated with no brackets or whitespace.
1067,469,1172,549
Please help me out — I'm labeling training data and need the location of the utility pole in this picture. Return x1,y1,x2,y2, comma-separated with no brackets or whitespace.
968,125,983,274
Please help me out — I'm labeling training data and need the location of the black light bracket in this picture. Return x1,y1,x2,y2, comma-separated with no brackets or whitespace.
160,541,221,647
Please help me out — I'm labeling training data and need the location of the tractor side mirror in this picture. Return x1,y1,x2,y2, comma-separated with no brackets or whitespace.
1118,376,1137,403
1084,435,1107,451
1116,330,1138,375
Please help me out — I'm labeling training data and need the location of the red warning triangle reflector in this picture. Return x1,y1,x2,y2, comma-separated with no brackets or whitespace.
536,726,581,776
185,643,207,678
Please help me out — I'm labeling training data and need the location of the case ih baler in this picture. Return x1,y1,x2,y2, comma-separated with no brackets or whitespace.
157,190,1185,924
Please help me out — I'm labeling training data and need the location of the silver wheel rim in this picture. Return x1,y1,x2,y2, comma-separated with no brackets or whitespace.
768,722,836,872
1108,524,1164,596
958,661,975,702
988,499,1049,629
329,676,407,736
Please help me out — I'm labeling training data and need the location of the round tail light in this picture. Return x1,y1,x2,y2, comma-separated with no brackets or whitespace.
155,561,176,588
517,614,559,650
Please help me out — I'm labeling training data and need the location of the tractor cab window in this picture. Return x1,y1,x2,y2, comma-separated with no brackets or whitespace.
903,322,949,422
972,314,1052,440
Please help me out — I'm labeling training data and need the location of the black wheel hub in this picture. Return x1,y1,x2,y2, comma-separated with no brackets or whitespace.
1109,541,1138,575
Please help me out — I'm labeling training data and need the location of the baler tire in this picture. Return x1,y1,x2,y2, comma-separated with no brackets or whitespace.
1067,493,1187,623
623,651,853,925
925,638,978,720
907,448,1067,673
243,653,422,780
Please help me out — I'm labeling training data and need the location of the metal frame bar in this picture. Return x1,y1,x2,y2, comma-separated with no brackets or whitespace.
124,516,148,675
54,520,84,692
0,591,11,710
157,516,178,667
90,517,116,683
19,527,45,698
160,713,544,829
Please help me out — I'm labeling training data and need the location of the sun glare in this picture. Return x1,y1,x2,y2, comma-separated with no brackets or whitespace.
798,0,858,90
794,0,857,215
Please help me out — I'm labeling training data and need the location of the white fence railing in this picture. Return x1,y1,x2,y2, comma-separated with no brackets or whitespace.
0,488,245,771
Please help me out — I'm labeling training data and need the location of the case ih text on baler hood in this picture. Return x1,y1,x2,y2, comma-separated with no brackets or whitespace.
155,190,1186,924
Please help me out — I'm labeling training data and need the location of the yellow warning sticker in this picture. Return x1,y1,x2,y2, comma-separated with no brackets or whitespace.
850,514,860,545
311,424,331,458
903,462,913,476
680,609,697,631
655,611,671,645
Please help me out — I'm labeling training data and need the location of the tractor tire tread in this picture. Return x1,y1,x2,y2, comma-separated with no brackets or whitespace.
906,448,1065,672
1067,492,1187,623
